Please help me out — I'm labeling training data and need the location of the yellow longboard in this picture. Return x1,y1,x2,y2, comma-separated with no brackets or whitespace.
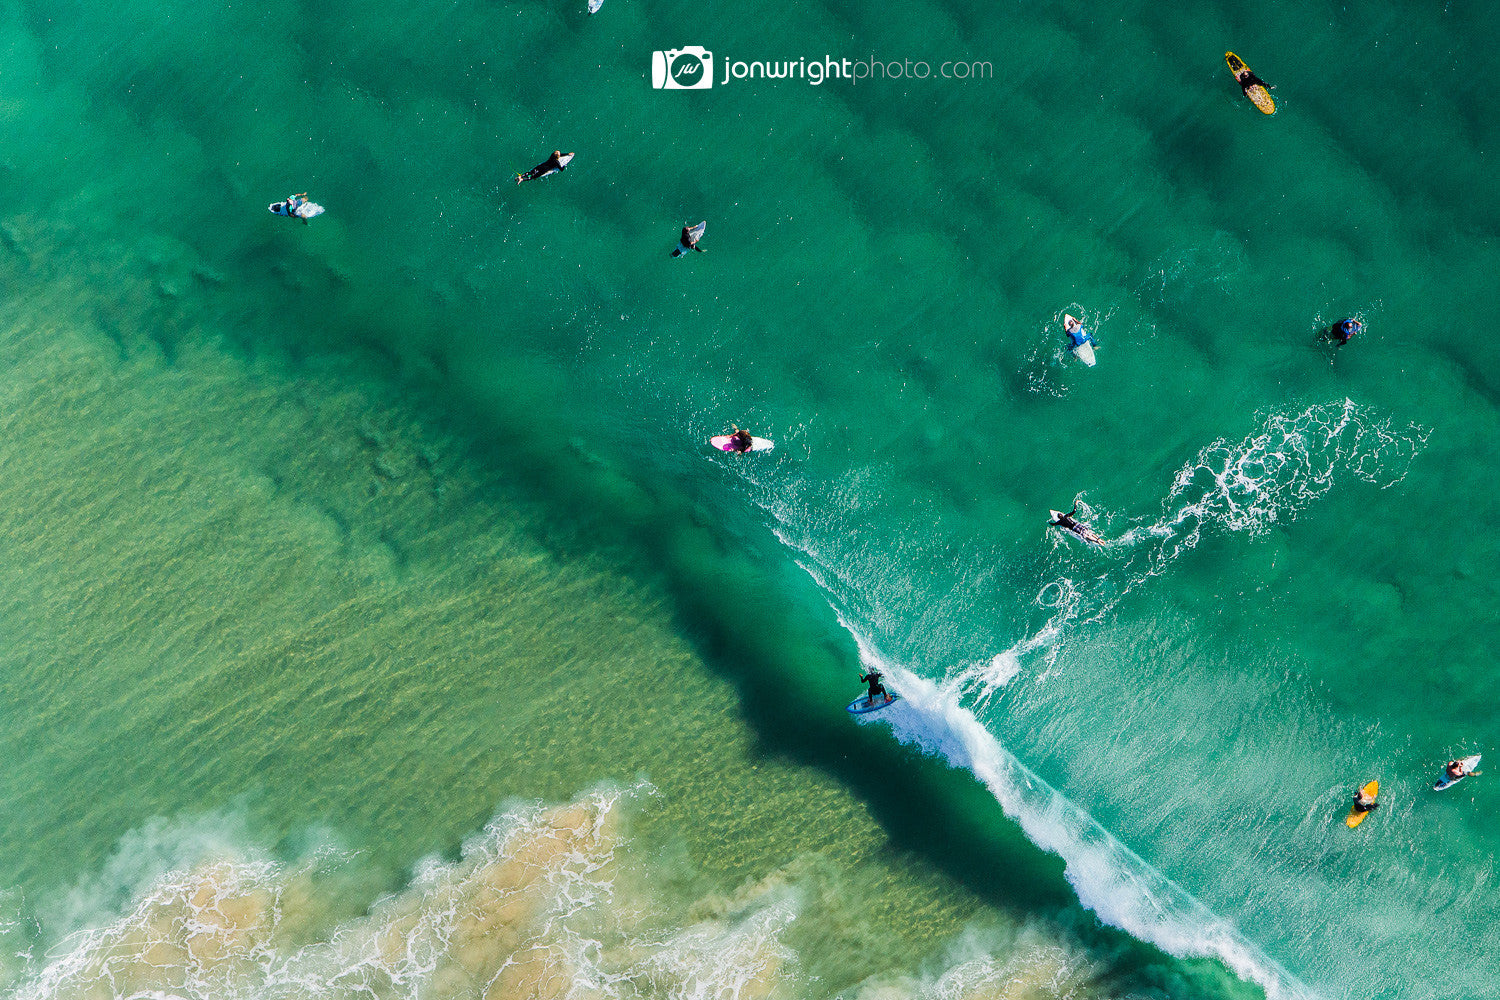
1225,52,1275,115
1346,780,1379,828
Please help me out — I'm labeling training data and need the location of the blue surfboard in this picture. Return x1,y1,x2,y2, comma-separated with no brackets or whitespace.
846,693,899,715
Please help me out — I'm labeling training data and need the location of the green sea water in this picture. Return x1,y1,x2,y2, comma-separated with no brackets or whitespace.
0,0,1497,998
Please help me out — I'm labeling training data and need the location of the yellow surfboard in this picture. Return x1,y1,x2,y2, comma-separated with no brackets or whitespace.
1225,52,1276,115
1346,780,1379,828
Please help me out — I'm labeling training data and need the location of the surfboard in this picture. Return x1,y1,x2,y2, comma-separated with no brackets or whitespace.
1064,314,1096,367
515,152,574,184
1225,52,1275,115
673,221,706,257
1049,510,1103,546
1346,780,1379,827
710,435,775,453
587,0,603,11
846,693,899,715
1434,754,1482,791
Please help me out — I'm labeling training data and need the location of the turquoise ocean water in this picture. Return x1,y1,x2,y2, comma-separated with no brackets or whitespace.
0,0,1496,998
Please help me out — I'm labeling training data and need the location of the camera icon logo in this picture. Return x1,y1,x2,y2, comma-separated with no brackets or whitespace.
651,47,714,90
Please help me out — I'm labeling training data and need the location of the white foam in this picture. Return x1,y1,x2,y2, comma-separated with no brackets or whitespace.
9,784,813,1000
850,651,1317,1000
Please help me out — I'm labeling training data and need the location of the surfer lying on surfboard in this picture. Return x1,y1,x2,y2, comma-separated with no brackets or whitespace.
1064,316,1092,349
268,193,322,223
1351,785,1379,815
1049,506,1104,546
516,151,574,184
725,427,753,453
1436,757,1482,786
1231,63,1272,101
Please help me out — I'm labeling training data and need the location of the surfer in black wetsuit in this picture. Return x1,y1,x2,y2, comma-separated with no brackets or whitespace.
728,427,754,453
1324,318,1363,345
860,670,888,703
672,223,706,257
1234,67,1270,97
516,151,571,184
1050,507,1082,532
1352,787,1379,814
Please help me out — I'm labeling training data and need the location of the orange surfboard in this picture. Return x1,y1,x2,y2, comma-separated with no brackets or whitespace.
1346,780,1379,828
1225,52,1276,115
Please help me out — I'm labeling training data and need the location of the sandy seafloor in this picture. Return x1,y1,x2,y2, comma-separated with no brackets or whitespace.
0,1,1497,998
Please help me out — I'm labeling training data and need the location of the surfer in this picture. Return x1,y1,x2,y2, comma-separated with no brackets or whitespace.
672,223,706,257
516,151,572,184
1325,318,1363,345
1351,786,1379,815
1050,505,1104,545
1444,759,1471,781
860,670,889,704
269,193,315,223
1064,316,1092,348
1050,508,1082,531
1233,65,1271,99
727,427,754,453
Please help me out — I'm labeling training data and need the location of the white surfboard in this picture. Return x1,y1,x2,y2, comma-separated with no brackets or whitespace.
673,221,706,257
1049,510,1103,546
587,0,603,11
1434,754,1482,791
1065,314,1096,367
711,435,774,453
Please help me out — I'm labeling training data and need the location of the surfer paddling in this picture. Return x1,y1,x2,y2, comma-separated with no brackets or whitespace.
1049,506,1104,546
1224,53,1275,114
725,427,754,453
1324,318,1363,345
516,150,574,184
268,192,320,224
1064,316,1091,349
672,221,706,257
1434,754,1481,790
1234,66,1270,98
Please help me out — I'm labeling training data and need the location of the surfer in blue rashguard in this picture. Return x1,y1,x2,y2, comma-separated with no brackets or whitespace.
1324,318,1362,344
1064,316,1092,349
269,193,319,223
